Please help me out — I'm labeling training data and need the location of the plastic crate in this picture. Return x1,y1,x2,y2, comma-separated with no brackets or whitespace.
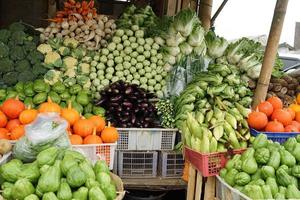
116,128,177,150
159,151,184,178
117,150,158,178
184,147,246,177
250,128,299,144
72,143,117,170
0,152,12,165
216,176,250,200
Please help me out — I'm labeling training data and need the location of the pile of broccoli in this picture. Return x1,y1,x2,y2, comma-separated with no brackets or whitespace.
0,22,47,87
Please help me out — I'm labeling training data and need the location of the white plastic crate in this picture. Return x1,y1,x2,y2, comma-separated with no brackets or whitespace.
159,151,184,178
116,128,177,150
72,143,117,170
216,176,251,200
117,151,158,178
0,152,12,165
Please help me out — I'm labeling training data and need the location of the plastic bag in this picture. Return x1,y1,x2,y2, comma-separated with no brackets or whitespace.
13,113,71,162
166,55,205,97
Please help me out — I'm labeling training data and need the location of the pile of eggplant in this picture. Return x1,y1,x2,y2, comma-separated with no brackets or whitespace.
96,81,159,128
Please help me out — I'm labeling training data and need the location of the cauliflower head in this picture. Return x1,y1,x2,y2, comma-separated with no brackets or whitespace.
63,38,79,49
63,57,78,69
58,46,70,56
44,51,62,68
44,69,62,85
37,44,52,55
78,63,90,75
65,68,76,78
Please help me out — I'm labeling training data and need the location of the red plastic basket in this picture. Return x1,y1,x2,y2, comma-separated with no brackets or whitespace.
184,147,246,177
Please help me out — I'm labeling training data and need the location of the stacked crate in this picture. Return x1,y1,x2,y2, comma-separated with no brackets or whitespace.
114,128,184,178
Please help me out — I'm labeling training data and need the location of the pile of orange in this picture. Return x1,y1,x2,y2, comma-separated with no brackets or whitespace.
248,96,300,133
0,97,119,144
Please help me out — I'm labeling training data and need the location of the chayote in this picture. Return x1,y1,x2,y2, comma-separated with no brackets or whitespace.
76,92,90,106
19,161,40,183
80,160,96,180
102,183,117,200
94,160,110,174
0,159,22,182
255,148,270,164
85,178,100,189
42,192,59,200
33,92,47,105
24,82,35,97
96,172,111,190
61,155,78,176
52,81,66,94
84,103,93,114
89,186,107,200
14,82,24,92
93,106,105,117
33,79,47,93
36,146,59,167
57,178,72,200
48,91,61,104
72,100,83,114
234,172,251,186
11,179,35,199
60,91,71,101
67,165,87,188
24,97,33,107
24,194,39,200
37,160,61,193
72,186,88,200
69,84,82,95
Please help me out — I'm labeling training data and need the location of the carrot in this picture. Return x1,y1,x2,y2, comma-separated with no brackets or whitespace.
76,2,81,8
64,2,72,8
88,1,94,8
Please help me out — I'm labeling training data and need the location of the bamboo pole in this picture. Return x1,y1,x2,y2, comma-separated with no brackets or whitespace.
252,0,289,108
198,0,213,31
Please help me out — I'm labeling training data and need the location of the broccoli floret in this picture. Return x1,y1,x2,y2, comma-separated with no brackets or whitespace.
3,71,18,86
23,40,37,52
63,38,79,49
44,51,62,68
27,50,44,64
44,69,62,85
17,70,36,82
37,44,52,55
9,22,25,32
0,42,9,58
0,29,11,44
32,63,47,76
10,31,26,45
0,58,14,73
10,45,25,61
15,60,31,72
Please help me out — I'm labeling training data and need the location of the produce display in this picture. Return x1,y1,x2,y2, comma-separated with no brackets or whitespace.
37,0,116,50
175,63,252,152
267,75,299,106
96,81,159,128
0,139,12,158
248,96,300,133
0,79,105,117
90,25,168,98
220,134,300,200
0,147,118,200
0,23,46,87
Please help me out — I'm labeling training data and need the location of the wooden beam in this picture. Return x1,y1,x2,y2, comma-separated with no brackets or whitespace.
252,0,289,108
199,0,213,31
182,0,190,9
166,0,178,16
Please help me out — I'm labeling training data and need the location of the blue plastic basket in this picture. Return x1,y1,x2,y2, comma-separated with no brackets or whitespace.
250,128,300,144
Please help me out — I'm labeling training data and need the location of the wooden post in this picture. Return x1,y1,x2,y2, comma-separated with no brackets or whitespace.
252,0,289,108
198,0,213,31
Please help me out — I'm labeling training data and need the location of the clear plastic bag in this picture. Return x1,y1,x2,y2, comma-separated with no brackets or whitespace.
13,113,71,162
166,55,205,97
